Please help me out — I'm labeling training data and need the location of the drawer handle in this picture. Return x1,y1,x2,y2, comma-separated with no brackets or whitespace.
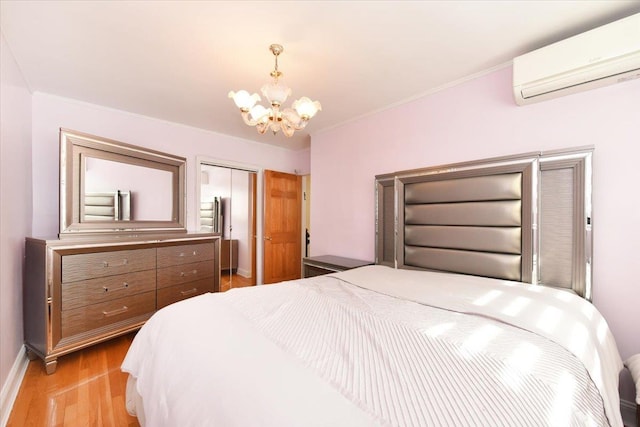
102,306,128,317
180,288,198,296
102,259,128,267
102,282,129,292
178,251,197,258
179,270,198,277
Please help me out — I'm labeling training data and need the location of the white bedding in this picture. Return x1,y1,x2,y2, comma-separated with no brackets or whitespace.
121,265,623,426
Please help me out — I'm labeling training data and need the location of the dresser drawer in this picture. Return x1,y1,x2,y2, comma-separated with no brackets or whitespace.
156,260,215,289
62,248,156,282
157,243,214,268
157,278,214,309
62,270,156,311
61,291,156,338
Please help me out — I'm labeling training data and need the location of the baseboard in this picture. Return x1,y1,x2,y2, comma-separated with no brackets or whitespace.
622,398,638,427
0,346,28,427
236,268,250,278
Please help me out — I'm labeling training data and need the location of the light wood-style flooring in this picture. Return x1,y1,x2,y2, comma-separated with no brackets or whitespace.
8,274,253,426
220,271,255,292
7,333,139,427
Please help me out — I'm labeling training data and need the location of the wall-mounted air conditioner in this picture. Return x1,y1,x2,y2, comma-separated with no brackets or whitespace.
513,13,640,106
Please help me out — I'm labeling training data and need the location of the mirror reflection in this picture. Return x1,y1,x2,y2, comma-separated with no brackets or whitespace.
83,157,173,221
59,128,186,236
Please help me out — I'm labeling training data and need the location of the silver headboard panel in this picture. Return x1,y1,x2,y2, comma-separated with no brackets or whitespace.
375,148,593,300
539,154,591,299
403,174,524,281
83,190,131,221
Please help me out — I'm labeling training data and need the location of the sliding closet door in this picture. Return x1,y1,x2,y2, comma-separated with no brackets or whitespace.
200,163,257,290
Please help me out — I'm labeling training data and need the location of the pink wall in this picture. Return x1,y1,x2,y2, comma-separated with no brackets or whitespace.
85,158,174,221
31,93,310,237
0,34,32,412
310,67,640,402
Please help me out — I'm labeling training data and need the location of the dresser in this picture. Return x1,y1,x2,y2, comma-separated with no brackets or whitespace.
24,233,220,374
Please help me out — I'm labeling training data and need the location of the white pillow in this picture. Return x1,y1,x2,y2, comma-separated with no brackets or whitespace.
625,354,640,404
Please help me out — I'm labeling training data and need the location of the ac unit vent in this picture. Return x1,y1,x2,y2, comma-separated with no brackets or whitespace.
513,13,640,106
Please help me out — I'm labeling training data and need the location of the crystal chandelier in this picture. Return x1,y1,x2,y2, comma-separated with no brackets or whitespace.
229,44,321,137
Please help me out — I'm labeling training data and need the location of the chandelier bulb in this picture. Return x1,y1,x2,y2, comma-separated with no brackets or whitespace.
269,44,284,57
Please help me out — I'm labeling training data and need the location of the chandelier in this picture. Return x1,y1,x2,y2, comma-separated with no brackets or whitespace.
228,44,321,137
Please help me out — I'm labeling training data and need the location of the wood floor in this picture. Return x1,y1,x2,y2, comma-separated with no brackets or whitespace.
7,333,139,427
220,271,255,292
7,273,253,426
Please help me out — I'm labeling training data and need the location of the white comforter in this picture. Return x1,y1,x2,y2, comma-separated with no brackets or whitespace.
122,265,623,427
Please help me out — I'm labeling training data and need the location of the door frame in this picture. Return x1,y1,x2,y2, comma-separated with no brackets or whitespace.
301,174,311,276
196,156,263,284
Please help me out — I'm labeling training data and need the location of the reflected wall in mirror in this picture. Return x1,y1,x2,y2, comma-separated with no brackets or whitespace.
84,157,173,221
60,128,186,237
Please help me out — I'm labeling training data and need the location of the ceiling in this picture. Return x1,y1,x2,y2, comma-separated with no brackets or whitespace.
2,1,639,150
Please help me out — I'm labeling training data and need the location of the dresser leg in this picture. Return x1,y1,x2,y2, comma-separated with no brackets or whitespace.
25,348,38,361
45,359,58,375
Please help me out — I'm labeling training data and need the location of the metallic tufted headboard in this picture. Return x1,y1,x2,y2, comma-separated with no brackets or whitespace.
375,147,593,300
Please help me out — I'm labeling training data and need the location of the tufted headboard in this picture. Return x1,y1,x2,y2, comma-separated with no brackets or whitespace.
200,201,214,232
375,147,593,300
83,190,131,221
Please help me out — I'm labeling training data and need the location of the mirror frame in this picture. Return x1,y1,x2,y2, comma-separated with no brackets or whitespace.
59,128,187,237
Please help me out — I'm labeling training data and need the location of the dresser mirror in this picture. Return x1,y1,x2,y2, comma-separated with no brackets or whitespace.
59,128,186,237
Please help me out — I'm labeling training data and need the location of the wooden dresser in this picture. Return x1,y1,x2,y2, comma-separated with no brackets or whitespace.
24,233,220,374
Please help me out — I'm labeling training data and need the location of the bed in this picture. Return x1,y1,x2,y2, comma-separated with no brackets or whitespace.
122,148,627,426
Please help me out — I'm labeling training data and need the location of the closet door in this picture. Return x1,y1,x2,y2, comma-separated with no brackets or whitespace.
200,164,256,290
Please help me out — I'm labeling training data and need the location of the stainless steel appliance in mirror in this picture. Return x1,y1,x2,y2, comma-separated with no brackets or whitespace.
59,128,186,237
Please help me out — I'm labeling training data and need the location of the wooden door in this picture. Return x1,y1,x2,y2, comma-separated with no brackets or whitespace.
263,170,302,284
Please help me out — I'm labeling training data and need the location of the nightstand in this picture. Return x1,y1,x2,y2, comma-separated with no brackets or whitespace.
303,255,373,278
